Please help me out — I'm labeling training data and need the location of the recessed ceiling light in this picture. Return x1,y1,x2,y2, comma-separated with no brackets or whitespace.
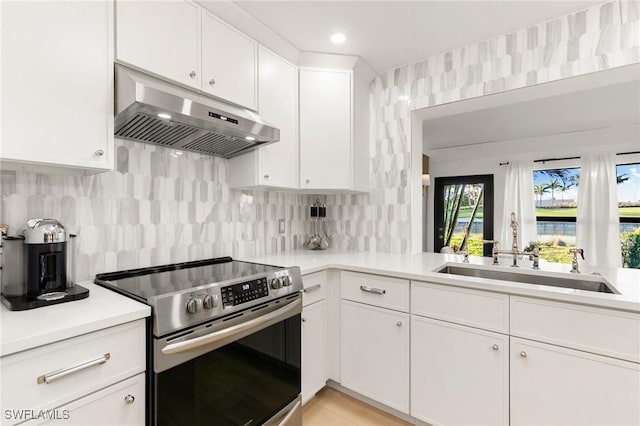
157,113,172,120
245,136,256,141
330,33,346,44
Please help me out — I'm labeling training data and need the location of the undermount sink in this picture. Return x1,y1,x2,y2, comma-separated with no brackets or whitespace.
437,264,619,294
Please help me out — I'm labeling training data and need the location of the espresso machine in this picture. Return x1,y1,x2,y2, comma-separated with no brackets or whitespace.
1,219,89,311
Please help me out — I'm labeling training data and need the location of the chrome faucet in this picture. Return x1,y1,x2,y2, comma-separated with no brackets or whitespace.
569,248,584,273
482,239,500,265
490,212,541,269
524,242,541,270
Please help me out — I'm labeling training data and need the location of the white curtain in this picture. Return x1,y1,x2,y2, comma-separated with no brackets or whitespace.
576,153,621,268
501,161,537,250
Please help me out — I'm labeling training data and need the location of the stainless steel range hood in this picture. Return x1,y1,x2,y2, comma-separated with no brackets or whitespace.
114,65,279,158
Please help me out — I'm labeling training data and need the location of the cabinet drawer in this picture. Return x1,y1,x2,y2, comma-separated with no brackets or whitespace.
0,320,145,419
302,271,327,306
341,271,409,312
511,297,640,362
22,373,145,425
412,281,509,333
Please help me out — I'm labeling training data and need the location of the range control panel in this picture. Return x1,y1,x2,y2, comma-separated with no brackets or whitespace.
220,277,269,307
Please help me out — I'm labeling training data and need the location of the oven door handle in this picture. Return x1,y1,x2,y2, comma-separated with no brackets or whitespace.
161,298,301,355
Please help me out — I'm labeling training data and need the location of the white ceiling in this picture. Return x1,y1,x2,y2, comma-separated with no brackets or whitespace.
231,0,603,71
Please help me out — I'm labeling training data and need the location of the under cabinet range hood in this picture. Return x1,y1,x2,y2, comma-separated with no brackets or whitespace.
114,65,279,158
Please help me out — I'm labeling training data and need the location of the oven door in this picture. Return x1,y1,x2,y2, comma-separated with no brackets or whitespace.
153,295,302,426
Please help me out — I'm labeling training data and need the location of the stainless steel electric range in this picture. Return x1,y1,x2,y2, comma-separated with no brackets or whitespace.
95,257,303,426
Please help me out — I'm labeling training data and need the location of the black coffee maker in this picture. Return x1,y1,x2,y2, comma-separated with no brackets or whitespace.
1,219,89,311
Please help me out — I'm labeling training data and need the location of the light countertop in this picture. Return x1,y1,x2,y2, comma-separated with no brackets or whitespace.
3,250,637,356
245,250,640,313
0,281,150,357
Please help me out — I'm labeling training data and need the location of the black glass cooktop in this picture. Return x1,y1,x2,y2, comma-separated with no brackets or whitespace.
95,257,282,300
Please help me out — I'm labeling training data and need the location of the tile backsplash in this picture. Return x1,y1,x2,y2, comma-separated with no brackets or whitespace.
2,1,639,281
1,139,311,281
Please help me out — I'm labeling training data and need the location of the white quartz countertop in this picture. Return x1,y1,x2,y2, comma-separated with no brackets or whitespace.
0,281,150,357
245,250,640,313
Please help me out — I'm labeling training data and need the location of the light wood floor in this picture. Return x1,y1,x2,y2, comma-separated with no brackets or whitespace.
302,388,412,426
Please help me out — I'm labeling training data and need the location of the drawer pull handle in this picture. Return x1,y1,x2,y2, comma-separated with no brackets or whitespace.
360,285,386,295
37,353,110,384
124,395,135,405
520,351,527,358
492,344,499,351
396,321,403,327
303,284,321,293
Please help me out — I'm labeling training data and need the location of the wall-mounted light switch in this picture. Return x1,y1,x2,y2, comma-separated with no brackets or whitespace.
278,219,285,234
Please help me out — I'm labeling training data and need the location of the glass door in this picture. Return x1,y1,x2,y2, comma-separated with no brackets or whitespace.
434,175,494,257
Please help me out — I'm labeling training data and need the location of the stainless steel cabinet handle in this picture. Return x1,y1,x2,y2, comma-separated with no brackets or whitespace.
95,149,104,157
520,351,527,358
162,298,301,355
492,344,499,351
301,317,307,322
396,321,403,327
264,174,269,179
37,353,110,384
303,284,321,293
189,71,197,78
124,395,135,405
360,285,386,295
305,179,310,184
209,78,215,85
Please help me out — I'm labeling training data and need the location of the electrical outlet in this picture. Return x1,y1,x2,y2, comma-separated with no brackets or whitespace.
278,219,285,234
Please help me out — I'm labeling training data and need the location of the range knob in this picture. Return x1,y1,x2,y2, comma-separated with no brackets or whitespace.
270,277,282,289
186,298,202,314
203,294,218,309
281,276,291,287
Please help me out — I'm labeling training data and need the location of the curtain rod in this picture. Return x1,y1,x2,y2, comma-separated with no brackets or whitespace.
499,151,640,166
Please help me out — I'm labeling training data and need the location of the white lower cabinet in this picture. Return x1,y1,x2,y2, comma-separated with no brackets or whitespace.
23,373,145,425
0,320,146,426
302,271,328,404
510,337,640,426
411,316,509,426
341,300,409,413
302,300,326,404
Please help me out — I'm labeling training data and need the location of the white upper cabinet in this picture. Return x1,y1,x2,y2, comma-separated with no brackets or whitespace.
115,0,201,90
227,47,298,189
0,1,114,174
299,69,351,190
201,11,257,110
299,67,369,192
115,1,257,110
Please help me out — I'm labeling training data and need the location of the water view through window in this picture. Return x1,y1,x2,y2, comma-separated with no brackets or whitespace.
534,163,640,268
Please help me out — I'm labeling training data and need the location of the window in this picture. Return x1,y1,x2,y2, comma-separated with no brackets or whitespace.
533,161,640,269
617,162,640,269
533,167,579,264
434,175,494,257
